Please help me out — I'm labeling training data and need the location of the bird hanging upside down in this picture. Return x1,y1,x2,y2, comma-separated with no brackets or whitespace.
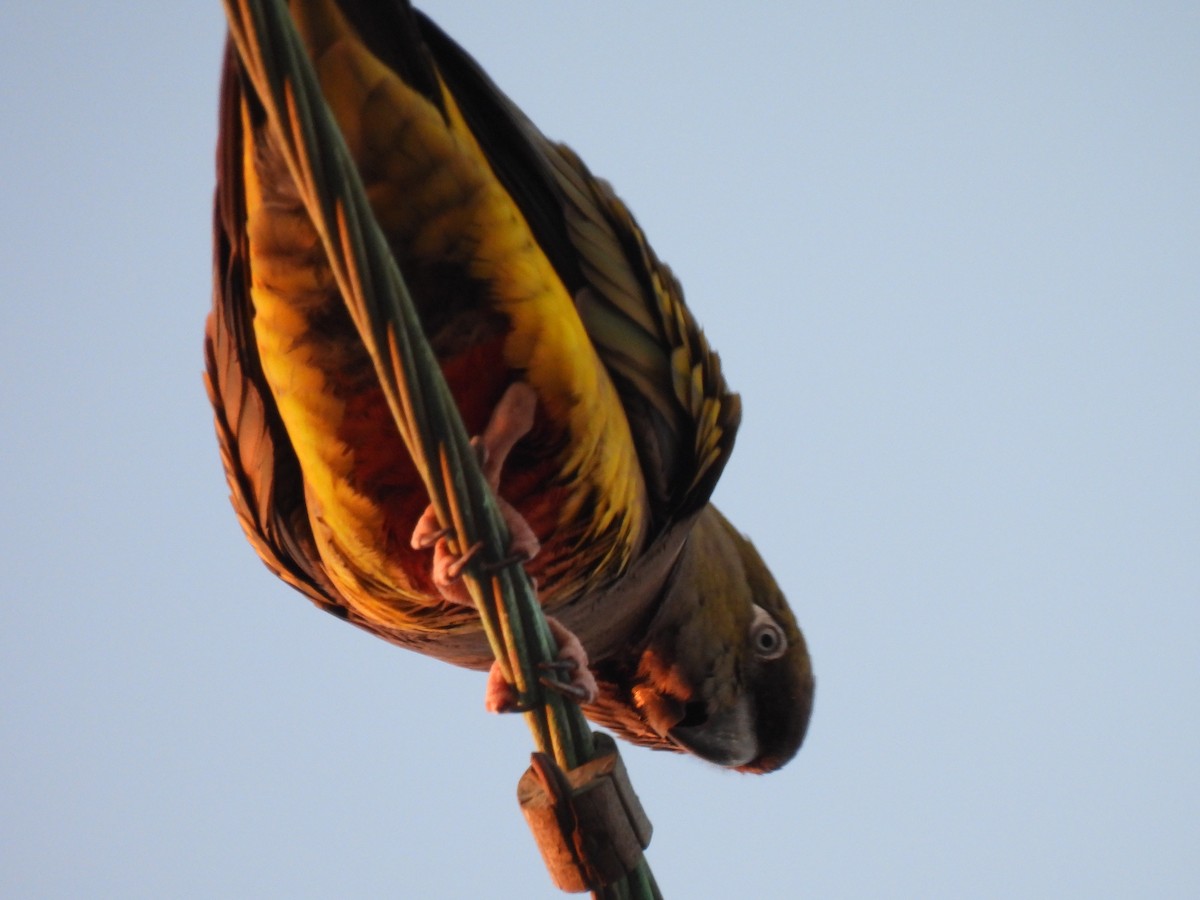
206,0,814,772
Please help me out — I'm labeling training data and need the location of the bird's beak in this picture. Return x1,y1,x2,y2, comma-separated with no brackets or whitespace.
666,694,758,768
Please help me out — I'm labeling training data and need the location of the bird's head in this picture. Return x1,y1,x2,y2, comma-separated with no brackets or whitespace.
588,506,814,773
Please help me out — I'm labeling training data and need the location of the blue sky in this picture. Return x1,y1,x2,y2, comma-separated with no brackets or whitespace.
2,3,1197,897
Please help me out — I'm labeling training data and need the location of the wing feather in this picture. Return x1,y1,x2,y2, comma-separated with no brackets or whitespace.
414,12,741,525
206,44,343,615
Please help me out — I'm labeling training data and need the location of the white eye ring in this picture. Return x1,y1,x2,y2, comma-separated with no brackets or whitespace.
750,605,788,660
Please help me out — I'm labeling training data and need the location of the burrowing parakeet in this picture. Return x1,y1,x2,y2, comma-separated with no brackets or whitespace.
206,0,814,772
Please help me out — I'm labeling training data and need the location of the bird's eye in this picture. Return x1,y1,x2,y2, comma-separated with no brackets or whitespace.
750,605,788,661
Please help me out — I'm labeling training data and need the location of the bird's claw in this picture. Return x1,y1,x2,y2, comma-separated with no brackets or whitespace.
540,617,598,704
538,658,579,674
481,547,536,574
538,674,592,702
484,617,598,712
440,540,484,582
410,503,447,551
485,662,529,713
411,525,449,551
538,656,589,700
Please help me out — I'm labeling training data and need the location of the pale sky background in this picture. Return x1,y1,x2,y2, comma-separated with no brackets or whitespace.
2,2,1197,898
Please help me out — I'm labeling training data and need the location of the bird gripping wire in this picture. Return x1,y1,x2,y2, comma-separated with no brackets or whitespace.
219,2,659,895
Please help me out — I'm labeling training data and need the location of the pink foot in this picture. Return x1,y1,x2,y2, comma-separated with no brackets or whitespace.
485,617,599,713
543,616,598,704
485,661,520,713
410,382,541,605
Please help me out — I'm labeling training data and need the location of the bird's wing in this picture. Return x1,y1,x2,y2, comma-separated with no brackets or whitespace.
205,43,343,616
415,11,743,528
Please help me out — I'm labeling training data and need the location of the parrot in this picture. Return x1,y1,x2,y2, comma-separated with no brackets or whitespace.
206,0,814,773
